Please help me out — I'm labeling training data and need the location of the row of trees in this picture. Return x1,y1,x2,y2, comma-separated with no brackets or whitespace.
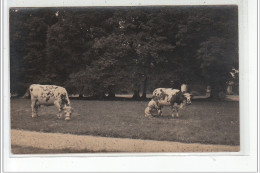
10,6,238,98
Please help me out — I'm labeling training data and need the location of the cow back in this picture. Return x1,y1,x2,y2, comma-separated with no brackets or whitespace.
153,88,184,106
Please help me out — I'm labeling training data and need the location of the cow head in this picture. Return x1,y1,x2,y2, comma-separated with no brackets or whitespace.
150,99,160,108
64,106,73,120
183,93,192,105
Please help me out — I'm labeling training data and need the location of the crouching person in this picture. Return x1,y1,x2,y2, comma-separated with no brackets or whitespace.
28,84,73,120
145,99,161,117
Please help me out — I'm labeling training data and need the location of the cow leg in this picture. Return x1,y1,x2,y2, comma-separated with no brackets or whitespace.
36,105,40,116
65,115,71,121
31,99,38,118
158,107,162,116
145,107,151,117
171,106,176,118
54,100,62,119
64,108,71,121
175,107,179,118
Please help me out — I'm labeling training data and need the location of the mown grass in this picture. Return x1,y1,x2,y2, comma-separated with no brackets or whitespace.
11,98,239,145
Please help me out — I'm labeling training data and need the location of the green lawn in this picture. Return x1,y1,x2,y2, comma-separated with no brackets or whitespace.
11,98,239,145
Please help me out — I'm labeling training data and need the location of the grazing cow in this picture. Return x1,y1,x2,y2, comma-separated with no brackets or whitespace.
151,88,192,118
25,84,73,120
144,99,161,117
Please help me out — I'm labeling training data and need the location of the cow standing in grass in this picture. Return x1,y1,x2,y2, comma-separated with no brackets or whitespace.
145,88,192,118
25,84,73,120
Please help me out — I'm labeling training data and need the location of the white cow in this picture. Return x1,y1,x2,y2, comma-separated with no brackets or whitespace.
147,88,192,118
25,84,73,120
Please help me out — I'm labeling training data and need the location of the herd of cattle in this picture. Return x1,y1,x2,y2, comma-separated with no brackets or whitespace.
23,84,192,120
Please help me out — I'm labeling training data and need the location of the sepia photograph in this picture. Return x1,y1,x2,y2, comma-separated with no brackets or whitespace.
9,6,240,154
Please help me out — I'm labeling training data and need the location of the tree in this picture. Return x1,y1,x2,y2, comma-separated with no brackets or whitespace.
46,9,113,96
197,37,238,97
96,9,175,99
10,9,28,95
10,7,238,99
174,6,238,98
10,8,57,95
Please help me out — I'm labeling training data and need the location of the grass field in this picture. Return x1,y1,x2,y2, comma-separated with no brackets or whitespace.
11,98,239,145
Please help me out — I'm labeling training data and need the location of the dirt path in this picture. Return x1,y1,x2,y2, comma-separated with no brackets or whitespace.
11,129,239,153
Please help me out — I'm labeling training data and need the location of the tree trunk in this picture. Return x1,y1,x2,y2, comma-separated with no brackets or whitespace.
210,85,226,99
78,94,84,99
132,90,140,100
18,86,29,97
107,92,115,99
93,92,105,99
141,76,147,99
18,90,26,97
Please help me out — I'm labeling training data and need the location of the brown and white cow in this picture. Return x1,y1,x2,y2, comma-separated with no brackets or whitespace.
25,84,73,120
146,88,192,118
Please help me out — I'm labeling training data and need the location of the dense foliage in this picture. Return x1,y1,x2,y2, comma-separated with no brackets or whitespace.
10,6,238,98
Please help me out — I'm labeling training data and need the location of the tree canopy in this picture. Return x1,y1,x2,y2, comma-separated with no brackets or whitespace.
10,6,238,98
